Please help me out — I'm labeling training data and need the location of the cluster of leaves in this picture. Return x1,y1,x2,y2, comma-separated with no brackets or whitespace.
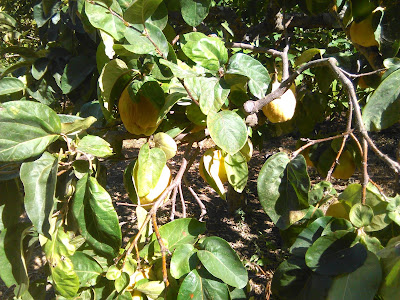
1,0,400,299
258,152,400,299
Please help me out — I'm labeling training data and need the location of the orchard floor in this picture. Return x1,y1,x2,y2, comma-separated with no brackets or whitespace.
1,123,399,299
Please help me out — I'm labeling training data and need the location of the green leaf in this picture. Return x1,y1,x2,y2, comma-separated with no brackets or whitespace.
124,0,163,24
349,203,374,228
99,58,132,119
181,32,228,71
308,181,337,206
339,183,391,232
85,1,125,41
159,59,198,78
290,216,333,258
180,0,212,27
0,179,23,231
123,159,139,204
226,53,271,98
124,25,158,55
362,68,400,131
61,56,96,94
326,251,382,300
0,12,17,28
135,280,165,298
305,231,367,276
197,236,248,288
153,132,177,160
0,100,61,161
72,175,122,258
295,48,325,67
257,153,310,230
135,143,166,197
0,77,25,97
33,1,60,27
20,152,57,237
377,236,400,300
177,269,229,300
60,116,97,135
170,244,199,279
115,272,130,293
42,228,79,298
0,223,30,294
70,252,103,288
148,2,168,29
271,256,332,300
224,151,248,193
77,135,113,158
141,218,206,258
31,58,49,80
387,195,400,226
207,111,247,155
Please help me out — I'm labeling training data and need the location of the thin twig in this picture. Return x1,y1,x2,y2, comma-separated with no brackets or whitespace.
326,101,353,181
183,176,207,221
178,183,187,218
340,68,386,78
170,187,178,221
152,214,169,287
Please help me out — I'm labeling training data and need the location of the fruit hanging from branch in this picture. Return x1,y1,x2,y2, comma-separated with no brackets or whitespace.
133,164,172,208
118,85,161,136
262,80,297,123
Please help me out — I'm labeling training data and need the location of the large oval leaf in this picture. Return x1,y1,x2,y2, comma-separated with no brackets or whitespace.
124,0,163,24
72,175,122,258
271,256,332,300
362,68,400,131
0,77,25,97
0,101,61,161
181,32,228,71
197,236,248,288
0,223,30,292
226,53,271,99
180,0,212,27
0,179,24,231
70,252,103,288
257,152,310,230
170,244,199,279
20,152,57,237
290,216,333,258
177,269,230,300
339,183,391,232
61,56,95,94
326,251,382,300
85,1,125,41
377,236,400,300
207,111,247,155
305,231,367,276
42,228,79,298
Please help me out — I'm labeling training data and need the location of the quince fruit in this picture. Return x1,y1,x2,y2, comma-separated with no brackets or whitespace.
119,86,161,136
350,14,378,47
332,150,356,180
199,148,228,185
262,80,296,123
133,164,171,207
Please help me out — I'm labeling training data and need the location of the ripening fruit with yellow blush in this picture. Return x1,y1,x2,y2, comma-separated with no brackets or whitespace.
118,86,161,136
199,148,228,190
133,164,171,208
349,13,378,47
262,80,296,123
332,150,356,180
